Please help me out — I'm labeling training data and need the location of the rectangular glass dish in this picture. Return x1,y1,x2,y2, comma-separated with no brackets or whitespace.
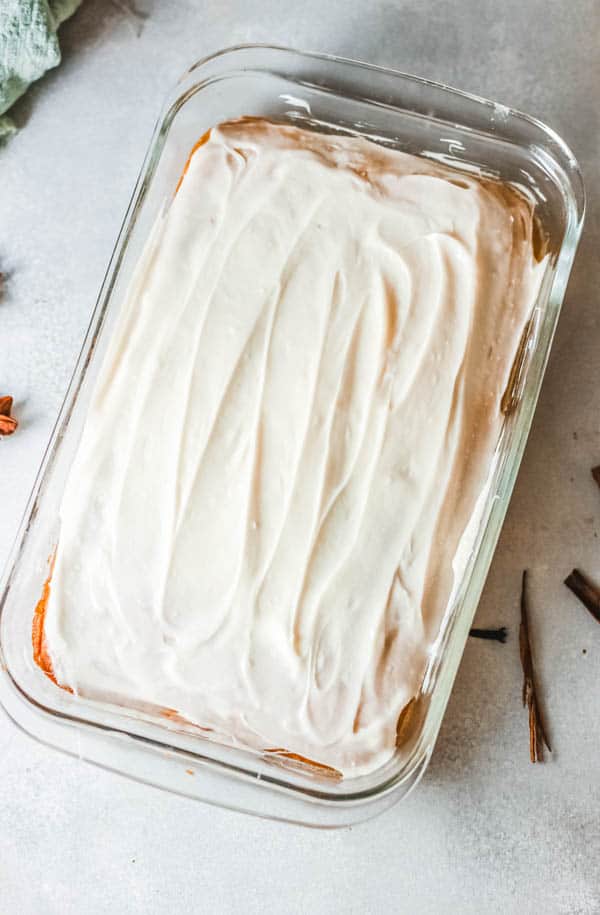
0,45,584,827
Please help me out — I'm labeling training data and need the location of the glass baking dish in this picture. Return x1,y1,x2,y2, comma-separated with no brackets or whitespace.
0,45,584,827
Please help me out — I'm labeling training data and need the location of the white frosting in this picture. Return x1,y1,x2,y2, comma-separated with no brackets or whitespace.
42,120,546,776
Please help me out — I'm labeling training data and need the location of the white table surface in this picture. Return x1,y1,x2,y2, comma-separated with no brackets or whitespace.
1,2,599,912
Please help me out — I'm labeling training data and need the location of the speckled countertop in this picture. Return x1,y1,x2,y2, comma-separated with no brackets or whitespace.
1,2,599,913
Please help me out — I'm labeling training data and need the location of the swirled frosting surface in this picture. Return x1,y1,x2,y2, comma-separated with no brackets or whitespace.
42,119,546,776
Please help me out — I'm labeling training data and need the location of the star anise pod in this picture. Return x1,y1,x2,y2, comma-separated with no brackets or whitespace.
0,395,18,436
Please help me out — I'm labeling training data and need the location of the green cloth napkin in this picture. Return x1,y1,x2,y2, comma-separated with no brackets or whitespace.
0,0,82,140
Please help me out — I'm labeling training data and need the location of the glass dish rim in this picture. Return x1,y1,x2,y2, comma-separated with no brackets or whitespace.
0,43,585,813
189,42,586,183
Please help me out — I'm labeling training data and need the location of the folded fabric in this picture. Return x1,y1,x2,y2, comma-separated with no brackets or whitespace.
0,0,81,140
